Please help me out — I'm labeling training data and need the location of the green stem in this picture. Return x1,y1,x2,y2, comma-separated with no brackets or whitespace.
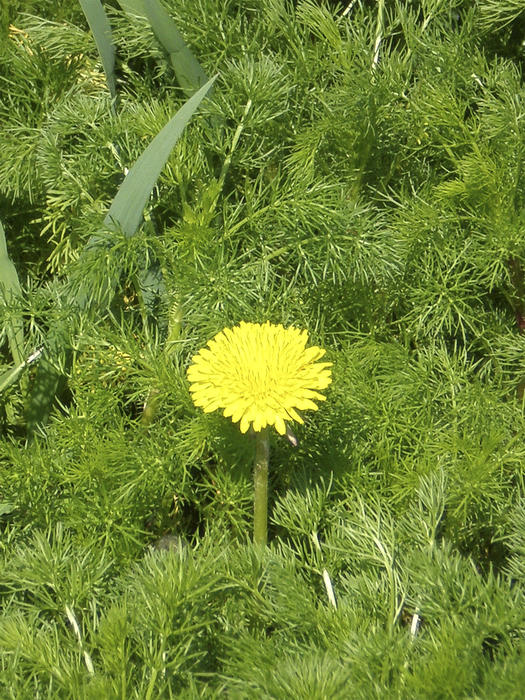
140,298,181,426
372,0,385,70
140,386,160,426
253,427,270,547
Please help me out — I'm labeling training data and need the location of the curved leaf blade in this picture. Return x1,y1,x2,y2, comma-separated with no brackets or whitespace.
142,0,209,94
79,0,117,102
0,347,42,395
0,218,24,367
26,75,217,434
117,0,209,94
104,74,216,237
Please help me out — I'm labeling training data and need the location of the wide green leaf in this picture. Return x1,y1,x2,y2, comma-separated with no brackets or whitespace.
114,0,144,16
25,337,68,439
117,0,209,94
79,0,117,103
26,74,216,435
74,73,216,311
103,74,216,238
0,347,42,395
0,219,24,367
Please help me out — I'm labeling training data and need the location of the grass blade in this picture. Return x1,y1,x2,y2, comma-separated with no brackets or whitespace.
142,0,209,93
117,0,209,94
0,347,42,395
25,331,69,440
79,0,117,103
25,357,63,438
0,364,25,394
104,74,216,237
0,218,24,367
114,0,144,16
26,75,216,435
75,73,216,311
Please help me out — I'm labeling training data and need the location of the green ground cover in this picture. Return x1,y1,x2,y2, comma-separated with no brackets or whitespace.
1,0,525,696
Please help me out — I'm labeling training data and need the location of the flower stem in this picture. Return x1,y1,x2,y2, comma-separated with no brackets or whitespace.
253,427,270,547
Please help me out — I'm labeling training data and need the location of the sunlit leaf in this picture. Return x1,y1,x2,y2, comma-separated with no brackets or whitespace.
117,0,209,94
79,0,117,102
0,218,24,367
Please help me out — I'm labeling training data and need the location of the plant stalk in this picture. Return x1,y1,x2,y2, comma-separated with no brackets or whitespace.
253,427,270,547
372,0,385,70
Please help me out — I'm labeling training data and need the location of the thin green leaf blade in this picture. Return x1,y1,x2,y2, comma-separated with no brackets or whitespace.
79,0,117,102
0,219,24,366
142,0,209,93
0,364,24,394
73,73,215,315
26,75,215,435
0,346,42,394
25,333,69,440
104,74,216,237
115,0,144,17
116,0,209,94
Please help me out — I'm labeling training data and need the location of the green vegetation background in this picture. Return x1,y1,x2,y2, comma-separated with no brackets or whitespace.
1,0,525,696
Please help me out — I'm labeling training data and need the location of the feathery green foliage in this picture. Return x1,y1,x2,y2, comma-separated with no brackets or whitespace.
1,0,525,695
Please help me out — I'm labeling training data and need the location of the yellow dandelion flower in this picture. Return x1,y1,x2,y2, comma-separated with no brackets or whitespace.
187,321,332,435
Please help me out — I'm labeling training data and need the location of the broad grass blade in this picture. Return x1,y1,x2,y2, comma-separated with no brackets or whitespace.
0,347,42,394
117,0,209,94
25,356,63,438
0,219,24,367
143,0,209,93
0,364,24,394
115,0,144,17
75,73,215,311
104,74,216,238
26,75,216,434
137,260,165,315
79,0,117,103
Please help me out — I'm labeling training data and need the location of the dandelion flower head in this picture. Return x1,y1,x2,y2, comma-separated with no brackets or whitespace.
187,321,332,435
